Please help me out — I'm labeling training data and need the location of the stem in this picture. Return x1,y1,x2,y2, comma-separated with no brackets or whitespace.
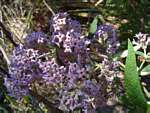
139,48,147,71
0,21,18,47
29,90,63,113
37,52,51,59
139,59,145,71
119,61,125,69
0,106,8,113
43,0,55,16
0,45,10,65
95,0,103,7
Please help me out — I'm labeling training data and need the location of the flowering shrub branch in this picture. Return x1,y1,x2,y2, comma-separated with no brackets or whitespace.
1,8,149,112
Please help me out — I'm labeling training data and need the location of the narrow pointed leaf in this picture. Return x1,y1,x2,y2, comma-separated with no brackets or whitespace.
125,39,147,111
147,103,150,113
140,65,150,76
89,16,98,34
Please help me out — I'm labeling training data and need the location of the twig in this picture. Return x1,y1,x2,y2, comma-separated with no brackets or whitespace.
1,6,24,44
0,21,18,47
95,0,103,7
0,66,10,78
0,10,3,38
0,45,10,65
43,0,55,16
37,52,51,59
118,61,125,69
89,52,108,59
29,90,63,113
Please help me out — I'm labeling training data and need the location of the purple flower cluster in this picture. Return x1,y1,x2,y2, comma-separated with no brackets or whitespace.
24,31,51,54
25,31,49,47
4,31,53,99
4,39,88,110
4,12,121,112
58,79,103,112
51,12,81,49
4,45,41,99
95,25,120,54
50,12,90,66
101,58,119,82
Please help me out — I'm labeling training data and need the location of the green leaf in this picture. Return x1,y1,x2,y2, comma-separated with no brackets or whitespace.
5,95,22,111
121,46,141,58
143,87,150,98
136,51,145,57
89,15,105,34
147,103,150,113
89,16,98,34
0,106,8,113
124,39,147,112
140,65,150,76
23,96,30,104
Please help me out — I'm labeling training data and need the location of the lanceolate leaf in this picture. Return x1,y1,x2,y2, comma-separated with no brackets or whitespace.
0,106,8,113
89,16,98,34
147,103,150,113
140,65,150,76
136,51,145,57
121,46,141,58
125,39,147,112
